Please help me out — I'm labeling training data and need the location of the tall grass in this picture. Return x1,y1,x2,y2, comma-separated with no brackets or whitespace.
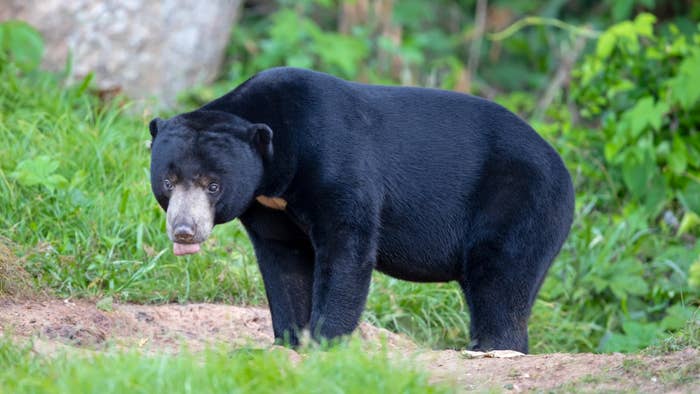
0,66,264,304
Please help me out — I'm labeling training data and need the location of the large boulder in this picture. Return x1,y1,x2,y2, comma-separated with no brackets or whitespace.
0,0,241,106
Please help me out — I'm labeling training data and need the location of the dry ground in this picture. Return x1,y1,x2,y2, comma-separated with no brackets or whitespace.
1,297,698,393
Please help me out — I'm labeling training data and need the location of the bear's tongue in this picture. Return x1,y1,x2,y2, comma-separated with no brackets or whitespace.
173,243,201,256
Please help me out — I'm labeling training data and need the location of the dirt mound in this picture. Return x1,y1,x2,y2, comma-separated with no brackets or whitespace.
419,347,699,392
0,298,412,353
1,298,698,392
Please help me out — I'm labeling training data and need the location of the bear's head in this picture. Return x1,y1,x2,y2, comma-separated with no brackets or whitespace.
149,110,273,255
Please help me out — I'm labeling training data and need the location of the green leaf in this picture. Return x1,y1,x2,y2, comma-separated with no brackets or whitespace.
604,134,626,163
661,305,694,330
608,259,649,299
601,321,661,353
643,171,667,213
607,79,635,98
286,54,313,69
678,181,700,215
650,102,670,131
689,259,700,288
10,155,68,192
687,142,700,168
0,20,44,71
620,97,669,139
633,13,657,38
596,30,617,58
621,151,655,198
313,33,367,78
655,141,671,159
668,134,688,175
612,0,634,22
677,211,700,236
666,48,700,110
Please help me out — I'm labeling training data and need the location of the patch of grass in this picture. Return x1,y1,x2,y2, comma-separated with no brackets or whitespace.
645,316,700,355
657,359,700,386
0,65,265,305
552,373,617,393
0,337,451,394
578,373,606,384
0,237,37,298
621,358,645,373
617,353,700,390
365,276,470,349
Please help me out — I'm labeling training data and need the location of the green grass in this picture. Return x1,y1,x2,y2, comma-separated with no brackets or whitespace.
366,277,469,349
0,337,451,394
644,316,700,355
0,65,265,305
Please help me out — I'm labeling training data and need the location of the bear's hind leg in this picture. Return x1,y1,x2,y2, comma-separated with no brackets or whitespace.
460,239,553,354
308,225,376,341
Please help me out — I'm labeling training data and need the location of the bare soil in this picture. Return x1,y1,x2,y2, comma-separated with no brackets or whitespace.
1,297,698,393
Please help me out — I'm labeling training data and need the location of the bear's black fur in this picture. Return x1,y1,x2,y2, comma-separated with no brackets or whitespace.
149,67,575,353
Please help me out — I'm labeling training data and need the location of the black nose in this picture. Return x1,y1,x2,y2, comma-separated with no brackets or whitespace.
174,225,196,243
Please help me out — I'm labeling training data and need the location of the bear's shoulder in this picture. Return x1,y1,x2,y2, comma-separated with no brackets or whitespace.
239,67,347,94
253,67,336,82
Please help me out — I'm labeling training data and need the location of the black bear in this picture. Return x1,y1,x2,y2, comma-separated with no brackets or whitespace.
149,67,574,353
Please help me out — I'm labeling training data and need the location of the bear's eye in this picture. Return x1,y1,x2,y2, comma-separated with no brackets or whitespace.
207,182,220,194
163,178,174,191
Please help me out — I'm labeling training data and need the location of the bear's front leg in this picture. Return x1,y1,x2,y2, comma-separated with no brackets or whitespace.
247,232,315,346
308,221,378,341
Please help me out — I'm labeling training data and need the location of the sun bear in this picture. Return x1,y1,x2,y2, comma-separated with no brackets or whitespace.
149,67,575,353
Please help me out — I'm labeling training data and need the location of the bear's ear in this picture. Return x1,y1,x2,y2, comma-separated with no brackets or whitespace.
149,118,163,139
248,123,273,159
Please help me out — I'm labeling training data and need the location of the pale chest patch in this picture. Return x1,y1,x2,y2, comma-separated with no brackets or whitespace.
256,195,287,210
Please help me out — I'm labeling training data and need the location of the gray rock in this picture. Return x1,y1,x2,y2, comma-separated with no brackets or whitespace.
0,0,241,107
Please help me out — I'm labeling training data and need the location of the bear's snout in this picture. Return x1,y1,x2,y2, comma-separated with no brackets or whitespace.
165,184,214,255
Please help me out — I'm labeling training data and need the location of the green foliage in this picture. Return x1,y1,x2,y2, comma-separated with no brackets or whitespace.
556,16,700,353
206,0,572,100
498,91,700,353
0,338,450,394
533,198,700,352
11,155,68,192
690,258,700,288
0,20,44,72
235,7,367,80
574,14,700,216
223,4,366,87
601,321,662,352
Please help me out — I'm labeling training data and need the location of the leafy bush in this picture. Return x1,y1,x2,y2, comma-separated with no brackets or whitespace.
537,201,699,352
517,15,700,352
574,14,700,217
229,7,367,82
